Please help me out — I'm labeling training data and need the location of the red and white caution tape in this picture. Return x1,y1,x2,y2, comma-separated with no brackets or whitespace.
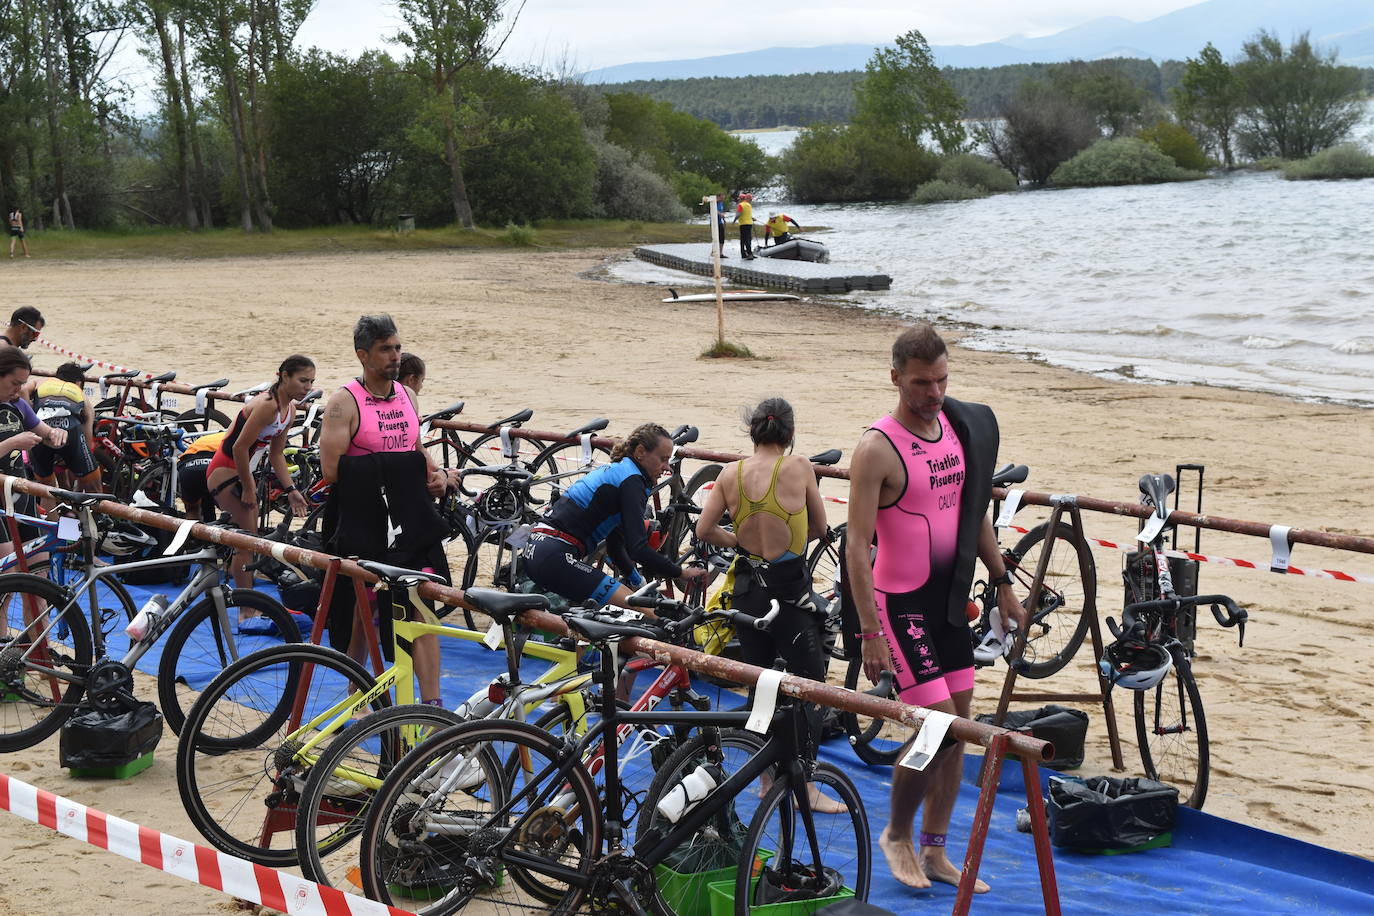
32,335,153,378
0,772,414,916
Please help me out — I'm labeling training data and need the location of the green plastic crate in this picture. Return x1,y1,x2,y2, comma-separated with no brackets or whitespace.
654,850,771,916
68,751,155,780
1069,830,1173,856
707,875,854,916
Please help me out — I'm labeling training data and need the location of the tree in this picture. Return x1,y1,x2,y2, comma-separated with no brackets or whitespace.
395,0,527,228
1172,43,1241,169
1233,31,1365,161
978,80,1099,186
1047,60,1149,137
854,29,967,155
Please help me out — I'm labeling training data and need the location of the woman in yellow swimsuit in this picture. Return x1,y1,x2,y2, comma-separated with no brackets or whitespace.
696,397,845,810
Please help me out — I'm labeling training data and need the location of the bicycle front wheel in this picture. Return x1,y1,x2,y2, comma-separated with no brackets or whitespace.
734,762,870,914
806,524,846,661
0,573,92,752
1011,521,1096,679
157,587,299,736
176,643,386,866
526,438,613,510
30,559,138,642
1134,652,1209,809
360,718,600,915
840,658,904,766
296,704,470,891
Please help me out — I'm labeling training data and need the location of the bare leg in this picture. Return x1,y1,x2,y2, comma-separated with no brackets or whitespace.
413,631,441,704
878,694,959,889
917,687,988,893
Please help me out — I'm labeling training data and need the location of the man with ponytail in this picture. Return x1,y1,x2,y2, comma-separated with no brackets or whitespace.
207,354,315,601
524,422,708,608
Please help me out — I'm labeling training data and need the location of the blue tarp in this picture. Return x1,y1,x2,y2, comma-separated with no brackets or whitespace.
119,579,1374,914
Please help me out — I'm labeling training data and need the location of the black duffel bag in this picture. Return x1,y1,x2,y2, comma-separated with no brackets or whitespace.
1047,775,1178,852
976,704,1089,770
60,701,164,769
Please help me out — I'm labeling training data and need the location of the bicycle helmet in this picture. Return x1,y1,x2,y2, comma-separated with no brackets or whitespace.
99,520,159,556
1098,639,1172,690
755,862,843,906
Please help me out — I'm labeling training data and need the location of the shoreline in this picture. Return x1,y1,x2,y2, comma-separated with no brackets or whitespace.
1,247,1372,914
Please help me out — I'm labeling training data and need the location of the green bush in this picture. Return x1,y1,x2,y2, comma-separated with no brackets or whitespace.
1137,121,1211,171
1245,157,1289,171
911,180,988,203
1050,137,1206,187
935,153,1017,191
780,124,938,202
504,222,538,246
1283,143,1374,180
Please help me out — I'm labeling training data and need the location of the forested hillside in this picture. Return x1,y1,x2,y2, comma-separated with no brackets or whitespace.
602,60,1374,129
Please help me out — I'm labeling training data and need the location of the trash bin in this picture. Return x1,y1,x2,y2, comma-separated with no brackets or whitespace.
397,213,415,233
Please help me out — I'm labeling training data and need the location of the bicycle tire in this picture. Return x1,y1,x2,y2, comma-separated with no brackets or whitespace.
1011,521,1096,679
360,717,600,915
157,587,299,736
0,573,93,752
25,559,138,643
176,407,232,433
296,704,470,890
806,524,847,661
526,439,614,510
840,658,903,766
1134,650,1209,809
734,761,870,914
662,463,723,564
176,643,387,866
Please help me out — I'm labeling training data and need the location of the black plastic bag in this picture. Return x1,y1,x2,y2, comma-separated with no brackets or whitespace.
976,704,1089,770
1047,775,1178,851
60,701,163,768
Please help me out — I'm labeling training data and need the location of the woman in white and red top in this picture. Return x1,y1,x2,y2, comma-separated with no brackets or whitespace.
207,354,315,595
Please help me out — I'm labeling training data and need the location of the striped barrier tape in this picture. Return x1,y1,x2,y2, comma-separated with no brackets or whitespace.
32,336,153,379
0,772,414,916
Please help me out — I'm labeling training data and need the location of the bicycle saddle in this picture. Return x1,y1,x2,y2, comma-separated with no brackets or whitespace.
148,370,176,384
809,448,842,466
49,488,104,509
463,587,551,623
357,559,448,586
992,463,1029,487
190,378,229,391
486,408,533,429
1137,473,1175,506
564,613,660,644
563,417,609,438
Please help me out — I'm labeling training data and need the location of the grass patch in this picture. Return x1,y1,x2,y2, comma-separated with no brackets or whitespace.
911,179,989,203
700,340,756,359
16,219,714,262
1283,143,1374,180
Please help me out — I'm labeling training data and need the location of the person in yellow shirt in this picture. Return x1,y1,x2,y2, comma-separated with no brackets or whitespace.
734,192,756,259
764,212,802,246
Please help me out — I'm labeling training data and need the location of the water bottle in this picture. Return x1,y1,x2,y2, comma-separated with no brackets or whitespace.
655,763,722,823
126,593,169,641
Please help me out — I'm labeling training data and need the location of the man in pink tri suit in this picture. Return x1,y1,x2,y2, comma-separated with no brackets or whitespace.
320,314,456,707
845,323,1029,893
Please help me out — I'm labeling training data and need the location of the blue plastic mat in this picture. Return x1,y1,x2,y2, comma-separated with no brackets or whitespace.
116,579,1374,913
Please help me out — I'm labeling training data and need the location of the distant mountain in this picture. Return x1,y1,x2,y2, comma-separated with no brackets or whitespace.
585,0,1374,83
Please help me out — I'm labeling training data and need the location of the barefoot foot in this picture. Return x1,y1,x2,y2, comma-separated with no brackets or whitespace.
878,828,930,889
807,782,848,814
920,848,989,893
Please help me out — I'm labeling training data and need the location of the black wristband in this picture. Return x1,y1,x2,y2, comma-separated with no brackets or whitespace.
990,570,1014,587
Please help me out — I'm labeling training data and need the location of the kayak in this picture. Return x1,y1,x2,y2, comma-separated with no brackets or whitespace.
756,237,830,263
662,288,801,303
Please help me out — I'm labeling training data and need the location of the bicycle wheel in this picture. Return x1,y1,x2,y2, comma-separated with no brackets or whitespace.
806,525,846,661
176,407,232,433
157,587,299,736
360,718,600,915
526,439,613,510
0,573,92,752
1134,651,1209,809
840,658,904,766
296,704,469,891
1011,521,1096,679
734,762,870,915
636,727,768,915
661,463,724,564
176,643,387,866
29,559,138,643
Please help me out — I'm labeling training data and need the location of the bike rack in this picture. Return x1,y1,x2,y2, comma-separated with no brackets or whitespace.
986,495,1126,773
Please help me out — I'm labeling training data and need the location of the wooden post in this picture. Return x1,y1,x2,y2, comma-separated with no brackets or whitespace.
705,193,725,347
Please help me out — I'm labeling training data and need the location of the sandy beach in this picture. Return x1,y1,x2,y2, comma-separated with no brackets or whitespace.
1,247,1371,914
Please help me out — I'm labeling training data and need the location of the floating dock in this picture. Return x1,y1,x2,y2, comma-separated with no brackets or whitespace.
634,243,891,293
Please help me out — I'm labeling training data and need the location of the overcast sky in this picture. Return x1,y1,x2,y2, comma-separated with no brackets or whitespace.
295,0,1205,73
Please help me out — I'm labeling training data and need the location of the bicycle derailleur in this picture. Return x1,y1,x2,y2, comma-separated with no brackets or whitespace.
587,852,656,915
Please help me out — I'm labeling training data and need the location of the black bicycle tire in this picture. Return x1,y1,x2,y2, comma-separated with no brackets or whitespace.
458,431,503,468
1134,652,1210,809
0,573,93,752
176,407,232,432
157,588,299,736
664,463,723,564
734,761,870,914
295,704,471,888
806,525,847,661
359,717,600,915
526,438,614,511
176,643,387,866
840,658,901,766
1011,521,1096,679
27,559,139,643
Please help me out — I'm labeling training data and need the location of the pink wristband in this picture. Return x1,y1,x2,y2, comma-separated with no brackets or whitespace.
857,630,885,641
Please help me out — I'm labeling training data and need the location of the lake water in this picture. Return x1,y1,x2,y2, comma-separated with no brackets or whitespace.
615,126,1374,408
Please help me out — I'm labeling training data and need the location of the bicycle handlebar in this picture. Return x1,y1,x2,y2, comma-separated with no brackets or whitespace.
1114,593,1248,647
455,463,533,498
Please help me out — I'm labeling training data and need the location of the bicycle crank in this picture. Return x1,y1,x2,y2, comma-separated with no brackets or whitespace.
85,659,138,711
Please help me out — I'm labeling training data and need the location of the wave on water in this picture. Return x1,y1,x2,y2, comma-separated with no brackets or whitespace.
1241,335,1292,350
1334,337,1374,355
1107,324,1175,337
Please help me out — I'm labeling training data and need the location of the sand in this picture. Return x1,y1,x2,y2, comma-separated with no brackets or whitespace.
0,248,1371,914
